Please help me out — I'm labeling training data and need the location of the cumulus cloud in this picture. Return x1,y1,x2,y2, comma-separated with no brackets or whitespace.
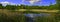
27,0,41,4
22,0,41,4
29,1,35,4
0,1,10,4
0,1,17,6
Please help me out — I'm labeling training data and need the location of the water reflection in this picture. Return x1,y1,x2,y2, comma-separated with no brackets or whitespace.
24,13,51,17
24,13,51,22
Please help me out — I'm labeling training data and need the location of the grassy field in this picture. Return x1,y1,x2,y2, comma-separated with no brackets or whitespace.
15,9,59,12
0,9,59,13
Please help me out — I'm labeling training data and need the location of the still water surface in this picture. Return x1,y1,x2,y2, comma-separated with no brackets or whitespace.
24,13,51,22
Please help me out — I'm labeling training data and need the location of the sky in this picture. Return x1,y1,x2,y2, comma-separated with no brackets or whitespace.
0,0,56,6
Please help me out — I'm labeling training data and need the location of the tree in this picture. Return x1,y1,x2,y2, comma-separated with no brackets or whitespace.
6,5,17,10
56,0,60,10
0,4,2,9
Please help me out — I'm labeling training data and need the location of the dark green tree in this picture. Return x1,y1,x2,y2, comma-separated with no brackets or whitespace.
0,4,2,9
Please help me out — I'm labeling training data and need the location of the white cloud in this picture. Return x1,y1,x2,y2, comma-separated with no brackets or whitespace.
0,1,17,6
29,1,35,4
0,1,10,6
0,1,10,4
22,0,41,4
29,0,41,4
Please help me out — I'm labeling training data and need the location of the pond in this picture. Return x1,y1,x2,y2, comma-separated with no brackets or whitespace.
24,13,51,17
24,13,51,22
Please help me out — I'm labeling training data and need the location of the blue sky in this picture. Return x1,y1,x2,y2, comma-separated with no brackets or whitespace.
0,0,56,6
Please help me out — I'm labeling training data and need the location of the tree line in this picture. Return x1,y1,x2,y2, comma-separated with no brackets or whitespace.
0,1,60,10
